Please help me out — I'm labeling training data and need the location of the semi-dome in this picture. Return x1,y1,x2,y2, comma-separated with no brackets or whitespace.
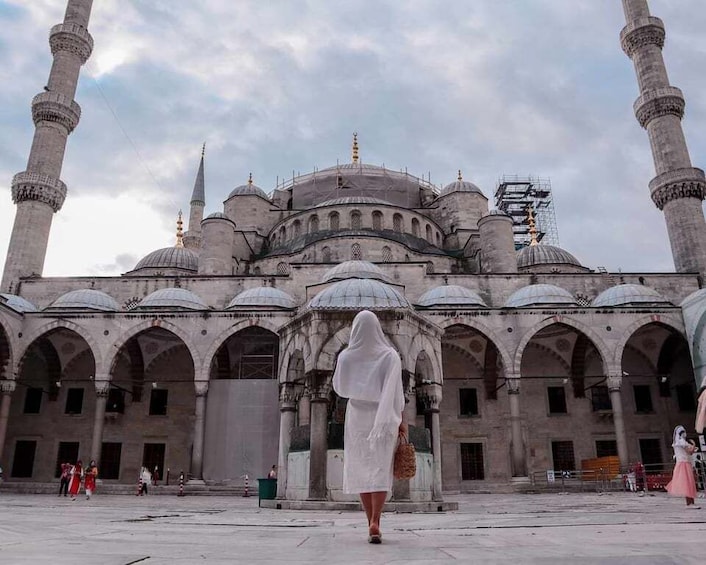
227,287,297,309
137,288,207,310
517,244,582,269
592,284,672,307
309,278,410,310
322,260,390,283
416,285,486,308
47,289,120,312
505,284,577,308
132,247,198,273
315,196,392,208
0,293,38,313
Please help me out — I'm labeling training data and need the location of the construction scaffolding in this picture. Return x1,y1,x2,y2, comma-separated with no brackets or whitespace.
494,175,559,248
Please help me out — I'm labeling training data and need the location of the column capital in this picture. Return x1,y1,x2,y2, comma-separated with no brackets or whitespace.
420,383,442,413
607,375,623,392
506,377,521,394
279,382,299,410
194,381,209,397
94,380,110,397
305,369,332,402
1,380,17,394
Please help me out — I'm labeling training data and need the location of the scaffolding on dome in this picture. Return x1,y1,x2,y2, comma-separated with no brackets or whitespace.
494,175,559,249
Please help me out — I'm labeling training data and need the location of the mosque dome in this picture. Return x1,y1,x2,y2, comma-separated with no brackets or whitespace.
228,175,268,200
439,172,484,197
416,285,486,308
132,247,198,273
592,284,672,307
485,209,511,218
0,293,38,313
322,260,390,283
309,278,410,310
227,287,297,309
517,244,583,270
137,288,207,310
204,212,233,222
315,196,391,208
505,284,577,308
47,289,120,312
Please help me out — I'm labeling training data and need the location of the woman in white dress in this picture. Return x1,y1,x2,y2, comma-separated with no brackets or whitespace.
332,310,406,543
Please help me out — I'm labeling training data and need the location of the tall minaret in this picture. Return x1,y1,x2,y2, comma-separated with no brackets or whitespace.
183,144,205,251
1,0,94,292
621,0,706,274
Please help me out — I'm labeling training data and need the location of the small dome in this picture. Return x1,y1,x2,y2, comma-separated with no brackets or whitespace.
309,278,410,310
228,182,268,199
47,289,120,312
204,212,231,221
0,293,38,313
133,247,198,272
439,179,483,197
505,284,577,308
322,260,391,283
517,244,582,269
316,196,391,208
485,209,511,218
227,287,297,309
592,284,672,307
137,288,207,310
416,285,486,308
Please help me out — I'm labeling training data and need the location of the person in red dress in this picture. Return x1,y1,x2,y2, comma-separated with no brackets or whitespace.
68,460,83,500
84,460,98,500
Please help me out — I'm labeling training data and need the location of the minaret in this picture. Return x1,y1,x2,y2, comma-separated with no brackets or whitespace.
1,0,94,292
621,0,706,274
183,144,205,251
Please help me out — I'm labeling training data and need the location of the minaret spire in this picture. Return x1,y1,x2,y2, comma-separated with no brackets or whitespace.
175,210,184,248
621,0,706,274
527,206,538,247
1,0,94,292
352,133,359,164
183,144,206,251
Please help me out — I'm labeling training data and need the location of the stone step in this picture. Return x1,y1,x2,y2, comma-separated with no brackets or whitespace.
0,482,252,497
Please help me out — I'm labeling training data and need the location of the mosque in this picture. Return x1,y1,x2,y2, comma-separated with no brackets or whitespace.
2,0,706,500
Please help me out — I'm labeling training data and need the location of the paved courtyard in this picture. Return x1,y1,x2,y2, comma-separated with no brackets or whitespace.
0,491,705,564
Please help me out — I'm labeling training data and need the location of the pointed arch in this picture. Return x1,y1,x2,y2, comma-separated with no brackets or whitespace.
612,314,686,370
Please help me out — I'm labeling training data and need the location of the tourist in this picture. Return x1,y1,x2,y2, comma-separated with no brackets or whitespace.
332,310,406,544
141,466,152,495
68,460,83,500
59,462,70,497
85,460,98,500
153,466,160,486
267,465,277,479
666,425,700,509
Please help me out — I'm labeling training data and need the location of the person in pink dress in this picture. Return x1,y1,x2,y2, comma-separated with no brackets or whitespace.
68,460,83,500
84,460,98,500
666,425,700,509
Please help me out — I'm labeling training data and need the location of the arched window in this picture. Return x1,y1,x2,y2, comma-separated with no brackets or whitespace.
436,232,441,246
329,211,340,230
293,219,302,237
425,224,433,242
372,211,383,231
277,262,290,275
350,211,362,230
382,246,392,262
253,266,262,275
351,243,362,260
426,261,435,274
279,226,286,240
308,215,319,233
411,218,420,237
322,246,331,262
393,213,403,233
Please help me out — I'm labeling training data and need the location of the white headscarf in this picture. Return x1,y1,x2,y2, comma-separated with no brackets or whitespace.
673,425,687,448
332,310,405,442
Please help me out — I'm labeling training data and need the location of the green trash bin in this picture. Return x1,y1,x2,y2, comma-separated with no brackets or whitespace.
257,478,277,506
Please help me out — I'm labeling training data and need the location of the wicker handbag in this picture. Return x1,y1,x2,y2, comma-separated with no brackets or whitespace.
393,434,416,480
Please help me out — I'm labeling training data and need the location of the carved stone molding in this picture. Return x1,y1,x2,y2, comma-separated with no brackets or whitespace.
305,370,332,402
419,383,442,412
49,22,94,64
634,87,685,129
649,167,706,210
1,380,17,394
32,91,81,133
506,378,521,395
194,381,209,397
279,382,299,409
11,171,67,212
620,17,665,58
94,381,110,397
607,376,622,392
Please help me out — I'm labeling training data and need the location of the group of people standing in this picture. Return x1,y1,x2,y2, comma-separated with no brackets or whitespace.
58,460,98,500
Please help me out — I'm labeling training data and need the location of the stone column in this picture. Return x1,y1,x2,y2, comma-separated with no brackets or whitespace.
89,379,109,464
422,383,443,501
393,375,417,501
608,375,629,469
0,380,16,465
189,381,209,483
298,389,311,427
307,372,330,500
276,382,298,499
507,378,527,477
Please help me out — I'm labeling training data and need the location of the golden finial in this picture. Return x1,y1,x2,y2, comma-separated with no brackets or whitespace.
527,205,538,246
248,172,253,186
457,170,463,181
352,133,359,164
176,210,184,248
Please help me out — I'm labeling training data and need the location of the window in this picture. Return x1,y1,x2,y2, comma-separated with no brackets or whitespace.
351,243,362,260
393,213,403,232
277,262,290,275
11,440,37,478
142,443,165,480
633,385,654,413
639,438,662,467
292,220,302,237
149,389,168,416
329,212,339,230
425,224,433,242
23,387,42,414
459,388,478,417
436,232,441,246
548,387,567,414
55,442,79,478
676,383,697,412
308,215,319,233
426,261,435,274
237,327,279,379
460,443,485,480
382,246,392,262
65,388,84,415
591,385,612,411
595,440,618,458
105,388,124,414
279,226,286,240
350,211,362,230
411,218,420,237
372,211,383,231
101,442,122,480
551,440,576,471
322,246,331,262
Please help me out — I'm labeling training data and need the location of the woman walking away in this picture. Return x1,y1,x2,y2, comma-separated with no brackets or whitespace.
332,310,406,544
84,460,98,500
68,460,83,500
666,425,700,509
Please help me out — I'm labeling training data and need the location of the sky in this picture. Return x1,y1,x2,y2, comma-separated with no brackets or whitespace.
1,0,706,277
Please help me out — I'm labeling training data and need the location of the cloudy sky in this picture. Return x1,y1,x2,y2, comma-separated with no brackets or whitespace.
1,0,706,276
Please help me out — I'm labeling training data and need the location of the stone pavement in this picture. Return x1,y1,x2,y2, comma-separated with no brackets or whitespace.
0,491,705,564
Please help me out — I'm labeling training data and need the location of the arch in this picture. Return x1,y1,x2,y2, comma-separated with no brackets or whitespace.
382,246,392,262
407,331,443,383
350,210,362,230
372,210,383,231
0,320,15,380
329,211,340,230
435,316,514,374
292,219,302,238
513,316,610,377
322,246,331,262
411,218,420,238
279,225,286,241
425,224,433,242
612,314,686,370
414,350,435,384
393,213,403,233
308,215,319,234
285,349,305,384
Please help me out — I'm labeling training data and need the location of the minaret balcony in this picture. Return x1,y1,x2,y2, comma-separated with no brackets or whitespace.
31,92,81,133
633,86,685,128
11,171,67,212
620,16,665,58
49,22,94,64
649,167,706,210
